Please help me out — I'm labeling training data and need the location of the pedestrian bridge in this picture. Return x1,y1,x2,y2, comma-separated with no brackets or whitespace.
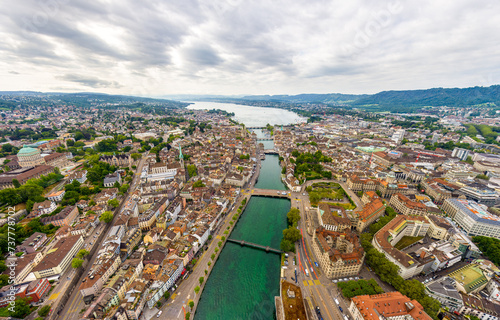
227,238,283,254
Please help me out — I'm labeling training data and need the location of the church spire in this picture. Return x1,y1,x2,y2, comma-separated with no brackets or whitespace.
179,144,184,166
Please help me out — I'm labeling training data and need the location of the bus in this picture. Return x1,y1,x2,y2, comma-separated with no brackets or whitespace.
305,269,309,277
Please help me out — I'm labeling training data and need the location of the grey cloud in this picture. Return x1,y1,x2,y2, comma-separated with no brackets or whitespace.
0,0,500,95
182,45,223,67
57,74,123,88
8,71,19,74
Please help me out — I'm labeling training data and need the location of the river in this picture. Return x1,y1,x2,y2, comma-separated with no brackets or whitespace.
186,101,305,127
195,196,289,320
195,102,293,319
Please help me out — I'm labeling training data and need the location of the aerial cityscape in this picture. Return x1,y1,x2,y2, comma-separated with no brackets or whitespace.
1,1,500,320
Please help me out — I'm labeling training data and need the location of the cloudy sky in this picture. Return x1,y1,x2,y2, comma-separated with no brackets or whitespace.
0,0,499,96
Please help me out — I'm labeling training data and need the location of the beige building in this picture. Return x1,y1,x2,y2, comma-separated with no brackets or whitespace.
43,152,69,169
17,145,45,167
312,228,364,279
372,215,431,279
354,198,386,232
32,235,84,278
427,215,452,240
389,193,428,216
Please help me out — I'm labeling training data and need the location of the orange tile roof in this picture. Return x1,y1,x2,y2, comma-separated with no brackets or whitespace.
358,198,385,222
352,292,432,320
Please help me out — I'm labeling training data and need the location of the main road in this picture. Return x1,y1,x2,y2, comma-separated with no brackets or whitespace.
56,152,149,320
292,190,354,320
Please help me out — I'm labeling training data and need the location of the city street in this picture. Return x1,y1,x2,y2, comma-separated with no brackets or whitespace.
55,153,148,320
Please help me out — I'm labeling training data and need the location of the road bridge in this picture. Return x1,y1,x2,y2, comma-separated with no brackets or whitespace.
227,238,283,254
263,149,279,154
250,188,291,198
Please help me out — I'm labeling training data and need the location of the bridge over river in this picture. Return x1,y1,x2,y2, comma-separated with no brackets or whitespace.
248,188,292,199
227,238,283,254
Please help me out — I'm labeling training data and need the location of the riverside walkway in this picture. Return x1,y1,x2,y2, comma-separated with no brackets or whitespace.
227,238,283,254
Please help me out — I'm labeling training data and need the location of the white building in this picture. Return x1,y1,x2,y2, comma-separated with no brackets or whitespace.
442,198,500,239
452,148,470,161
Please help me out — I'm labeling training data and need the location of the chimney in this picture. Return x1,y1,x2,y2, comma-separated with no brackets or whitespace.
420,251,426,259
182,197,186,208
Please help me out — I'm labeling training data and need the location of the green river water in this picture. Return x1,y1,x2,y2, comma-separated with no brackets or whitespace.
196,156,290,319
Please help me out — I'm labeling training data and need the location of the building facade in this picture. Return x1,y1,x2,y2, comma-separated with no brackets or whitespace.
312,228,364,279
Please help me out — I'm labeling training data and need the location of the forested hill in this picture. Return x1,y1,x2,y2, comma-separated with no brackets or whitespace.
351,85,500,108
240,85,500,109
0,91,190,110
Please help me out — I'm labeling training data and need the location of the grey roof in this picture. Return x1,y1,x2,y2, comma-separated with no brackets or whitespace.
426,277,462,301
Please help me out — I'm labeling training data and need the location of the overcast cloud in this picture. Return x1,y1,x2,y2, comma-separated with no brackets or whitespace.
0,0,499,95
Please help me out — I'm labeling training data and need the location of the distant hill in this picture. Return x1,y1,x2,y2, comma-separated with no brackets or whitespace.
238,85,500,109
0,91,190,109
241,93,365,104
351,85,500,108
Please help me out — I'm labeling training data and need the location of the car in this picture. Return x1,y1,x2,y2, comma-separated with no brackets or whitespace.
343,278,348,282
355,277,359,280
339,306,343,313
157,310,162,318
314,262,319,267
349,277,354,281
333,279,338,283
277,191,280,194
303,193,306,196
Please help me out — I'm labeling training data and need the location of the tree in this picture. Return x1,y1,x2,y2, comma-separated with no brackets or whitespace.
476,174,490,180
131,153,142,161
287,208,301,227
163,291,171,300
77,249,90,259
283,227,302,243
211,253,216,260
194,286,200,294
185,312,191,320
0,274,9,287
72,258,83,268
187,165,197,177
108,198,120,208
119,183,129,193
38,305,51,317
189,300,194,310
280,239,294,252
100,211,114,223
10,298,32,318
12,178,21,188
193,180,205,188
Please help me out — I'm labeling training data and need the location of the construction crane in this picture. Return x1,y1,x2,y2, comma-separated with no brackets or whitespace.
415,151,445,162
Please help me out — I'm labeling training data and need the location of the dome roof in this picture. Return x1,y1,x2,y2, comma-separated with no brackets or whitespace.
17,145,40,156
